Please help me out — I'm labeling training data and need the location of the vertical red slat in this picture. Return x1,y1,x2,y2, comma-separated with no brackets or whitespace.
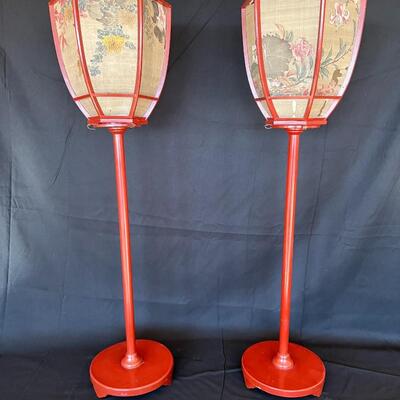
255,0,278,119
72,0,104,116
129,0,144,119
304,0,327,118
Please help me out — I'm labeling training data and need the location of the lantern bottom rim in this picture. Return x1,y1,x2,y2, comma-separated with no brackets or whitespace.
265,118,327,131
87,117,148,130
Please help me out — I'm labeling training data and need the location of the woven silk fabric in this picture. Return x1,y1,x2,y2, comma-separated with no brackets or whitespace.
242,0,364,119
50,0,169,119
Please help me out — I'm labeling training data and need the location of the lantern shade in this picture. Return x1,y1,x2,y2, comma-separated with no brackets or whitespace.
242,0,366,126
49,0,171,128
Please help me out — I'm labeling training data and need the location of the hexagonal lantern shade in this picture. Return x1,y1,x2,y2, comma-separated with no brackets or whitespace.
49,0,171,128
242,0,366,129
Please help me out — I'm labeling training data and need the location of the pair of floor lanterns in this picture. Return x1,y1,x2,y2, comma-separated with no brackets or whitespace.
48,0,367,398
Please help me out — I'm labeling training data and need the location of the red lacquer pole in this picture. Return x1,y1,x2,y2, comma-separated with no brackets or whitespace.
272,129,300,370
241,128,325,398
89,128,173,398
111,127,143,370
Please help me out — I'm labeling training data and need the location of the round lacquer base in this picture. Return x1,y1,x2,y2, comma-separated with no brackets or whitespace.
90,340,173,398
242,341,325,398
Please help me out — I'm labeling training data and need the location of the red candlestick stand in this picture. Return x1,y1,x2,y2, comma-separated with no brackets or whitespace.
89,128,173,398
242,129,325,398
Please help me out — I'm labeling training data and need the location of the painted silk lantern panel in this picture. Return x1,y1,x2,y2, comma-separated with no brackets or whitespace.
260,0,321,98
312,0,364,118
50,0,170,120
79,0,138,116
243,1,271,118
51,0,95,117
242,0,364,120
136,0,169,118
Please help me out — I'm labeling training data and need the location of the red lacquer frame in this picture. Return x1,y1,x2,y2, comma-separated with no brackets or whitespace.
241,1,367,398
241,0,367,130
49,0,172,130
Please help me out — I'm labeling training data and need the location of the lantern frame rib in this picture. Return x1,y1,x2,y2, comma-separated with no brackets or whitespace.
129,0,144,119
304,0,327,118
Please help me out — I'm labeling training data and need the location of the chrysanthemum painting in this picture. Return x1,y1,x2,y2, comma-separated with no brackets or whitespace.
53,0,167,77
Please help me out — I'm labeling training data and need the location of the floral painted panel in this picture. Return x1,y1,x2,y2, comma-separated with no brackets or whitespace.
316,0,361,96
144,0,167,48
244,1,263,99
243,1,271,118
138,0,168,107
260,0,320,97
78,0,139,94
52,0,89,99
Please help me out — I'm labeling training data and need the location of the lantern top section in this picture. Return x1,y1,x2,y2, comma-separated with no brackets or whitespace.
242,0,366,130
49,0,172,129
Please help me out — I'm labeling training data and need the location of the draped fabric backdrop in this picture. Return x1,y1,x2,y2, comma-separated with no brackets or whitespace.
0,1,399,399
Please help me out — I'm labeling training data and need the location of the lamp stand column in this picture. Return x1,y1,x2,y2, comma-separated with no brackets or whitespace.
241,128,326,399
89,127,174,399
272,130,300,370
112,128,143,370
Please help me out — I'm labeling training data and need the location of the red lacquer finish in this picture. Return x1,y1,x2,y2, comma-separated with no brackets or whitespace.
274,131,300,369
242,129,326,398
242,341,325,398
87,128,174,398
90,340,173,398
111,129,142,370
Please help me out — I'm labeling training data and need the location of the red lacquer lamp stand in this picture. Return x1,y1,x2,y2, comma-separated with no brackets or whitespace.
242,128,325,398
90,127,173,398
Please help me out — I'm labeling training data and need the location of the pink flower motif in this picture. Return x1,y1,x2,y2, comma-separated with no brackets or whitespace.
291,38,313,61
330,2,350,28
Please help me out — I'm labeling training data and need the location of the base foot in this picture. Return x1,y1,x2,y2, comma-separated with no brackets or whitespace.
242,341,325,398
90,340,174,398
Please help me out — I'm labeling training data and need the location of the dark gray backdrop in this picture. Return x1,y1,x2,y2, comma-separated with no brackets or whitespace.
0,1,399,399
